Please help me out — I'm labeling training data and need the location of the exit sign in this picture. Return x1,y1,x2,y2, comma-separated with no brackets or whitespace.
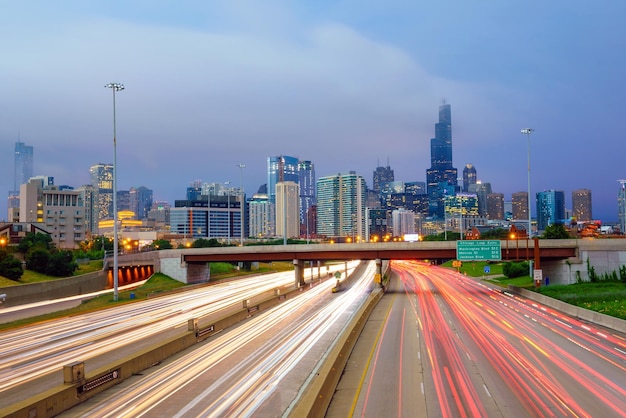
456,240,502,261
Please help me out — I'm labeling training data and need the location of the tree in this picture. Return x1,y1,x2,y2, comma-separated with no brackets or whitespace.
26,247,50,273
18,232,53,254
151,239,173,250
192,238,222,248
542,223,571,239
46,250,77,277
0,256,24,280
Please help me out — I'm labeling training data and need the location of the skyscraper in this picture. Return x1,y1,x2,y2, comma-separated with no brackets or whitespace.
512,191,529,221
89,163,114,227
486,193,505,220
316,172,366,240
426,104,458,218
536,190,565,231
572,189,592,221
130,186,154,220
8,141,34,216
276,181,300,240
14,141,34,191
267,155,299,204
462,164,477,193
373,163,394,194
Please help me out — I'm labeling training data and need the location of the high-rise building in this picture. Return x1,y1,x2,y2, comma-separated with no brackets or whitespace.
298,160,316,235
7,141,34,217
14,141,33,191
373,163,394,194
426,104,458,218
486,193,505,220
471,182,492,216
366,208,389,241
572,189,592,221
536,190,565,231
129,186,154,220
267,155,299,203
392,208,415,237
19,178,86,249
248,194,275,238
316,172,366,240
275,181,300,239
512,191,529,221
172,186,242,242
462,164,477,193
90,163,114,226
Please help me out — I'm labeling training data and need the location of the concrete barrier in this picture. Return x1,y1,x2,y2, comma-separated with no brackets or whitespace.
508,285,626,334
287,287,384,417
0,279,330,417
0,271,108,307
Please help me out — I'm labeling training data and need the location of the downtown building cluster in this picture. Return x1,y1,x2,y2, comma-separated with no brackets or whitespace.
4,104,625,249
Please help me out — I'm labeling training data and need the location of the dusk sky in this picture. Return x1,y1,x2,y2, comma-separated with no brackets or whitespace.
2,1,625,222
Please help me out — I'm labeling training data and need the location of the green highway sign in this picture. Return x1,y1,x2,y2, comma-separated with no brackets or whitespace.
456,240,502,261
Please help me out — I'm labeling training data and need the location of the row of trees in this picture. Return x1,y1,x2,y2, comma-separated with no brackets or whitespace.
0,233,77,281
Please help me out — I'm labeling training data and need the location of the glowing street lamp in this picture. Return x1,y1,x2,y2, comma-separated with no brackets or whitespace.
105,82,124,301
237,163,246,246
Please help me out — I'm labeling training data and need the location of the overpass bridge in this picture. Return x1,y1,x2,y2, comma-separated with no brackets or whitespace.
114,238,626,286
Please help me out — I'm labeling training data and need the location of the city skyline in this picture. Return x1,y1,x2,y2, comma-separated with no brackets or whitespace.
2,1,625,222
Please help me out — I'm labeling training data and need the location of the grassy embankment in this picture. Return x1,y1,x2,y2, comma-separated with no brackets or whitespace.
441,260,626,320
0,261,294,331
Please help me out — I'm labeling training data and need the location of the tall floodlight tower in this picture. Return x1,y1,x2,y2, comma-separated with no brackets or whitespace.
619,180,626,235
521,128,534,237
105,82,124,301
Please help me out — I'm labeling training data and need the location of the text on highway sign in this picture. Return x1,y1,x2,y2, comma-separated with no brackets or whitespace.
456,240,502,261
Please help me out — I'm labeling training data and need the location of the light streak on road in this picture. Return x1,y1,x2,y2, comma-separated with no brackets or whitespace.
60,262,376,417
0,262,357,408
354,261,626,417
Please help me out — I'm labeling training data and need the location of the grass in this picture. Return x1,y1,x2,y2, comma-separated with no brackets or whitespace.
441,260,533,288
0,261,296,331
537,281,626,320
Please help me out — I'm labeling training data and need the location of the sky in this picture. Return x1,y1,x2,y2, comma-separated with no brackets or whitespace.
1,0,625,222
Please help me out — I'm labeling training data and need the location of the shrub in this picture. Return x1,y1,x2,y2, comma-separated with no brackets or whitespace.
503,261,529,278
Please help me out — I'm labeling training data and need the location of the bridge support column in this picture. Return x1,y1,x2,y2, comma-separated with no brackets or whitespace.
375,258,383,287
294,259,305,287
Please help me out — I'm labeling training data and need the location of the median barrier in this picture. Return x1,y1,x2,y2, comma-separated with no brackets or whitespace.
508,285,626,334
287,286,384,417
0,277,331,417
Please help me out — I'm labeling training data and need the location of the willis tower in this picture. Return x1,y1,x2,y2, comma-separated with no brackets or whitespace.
426,103,457,218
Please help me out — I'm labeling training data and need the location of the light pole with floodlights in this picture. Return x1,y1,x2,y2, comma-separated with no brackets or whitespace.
225,181,231,244
105,82,124,301
237,163,246,246
521,128,534,238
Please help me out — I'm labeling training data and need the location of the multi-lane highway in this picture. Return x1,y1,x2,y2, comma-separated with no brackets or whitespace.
330,261,626,417
57,261,376,417
0,263,357,410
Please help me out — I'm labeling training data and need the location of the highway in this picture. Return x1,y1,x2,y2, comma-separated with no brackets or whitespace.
0,262,356,409
331,261,626,417
58,261,377,417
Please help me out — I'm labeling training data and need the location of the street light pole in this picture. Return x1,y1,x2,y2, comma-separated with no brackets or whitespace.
225,181,231,244
105,82,124,302
521,128,534,238
237,163,246,246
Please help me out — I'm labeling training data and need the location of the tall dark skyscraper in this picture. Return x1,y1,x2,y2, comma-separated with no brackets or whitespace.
462,164,477,193
426,103,457,218
373,163,394,194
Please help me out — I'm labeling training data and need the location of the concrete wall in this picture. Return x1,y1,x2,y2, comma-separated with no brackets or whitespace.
0,271,108,307
509,285,626,334
539,239,626,285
